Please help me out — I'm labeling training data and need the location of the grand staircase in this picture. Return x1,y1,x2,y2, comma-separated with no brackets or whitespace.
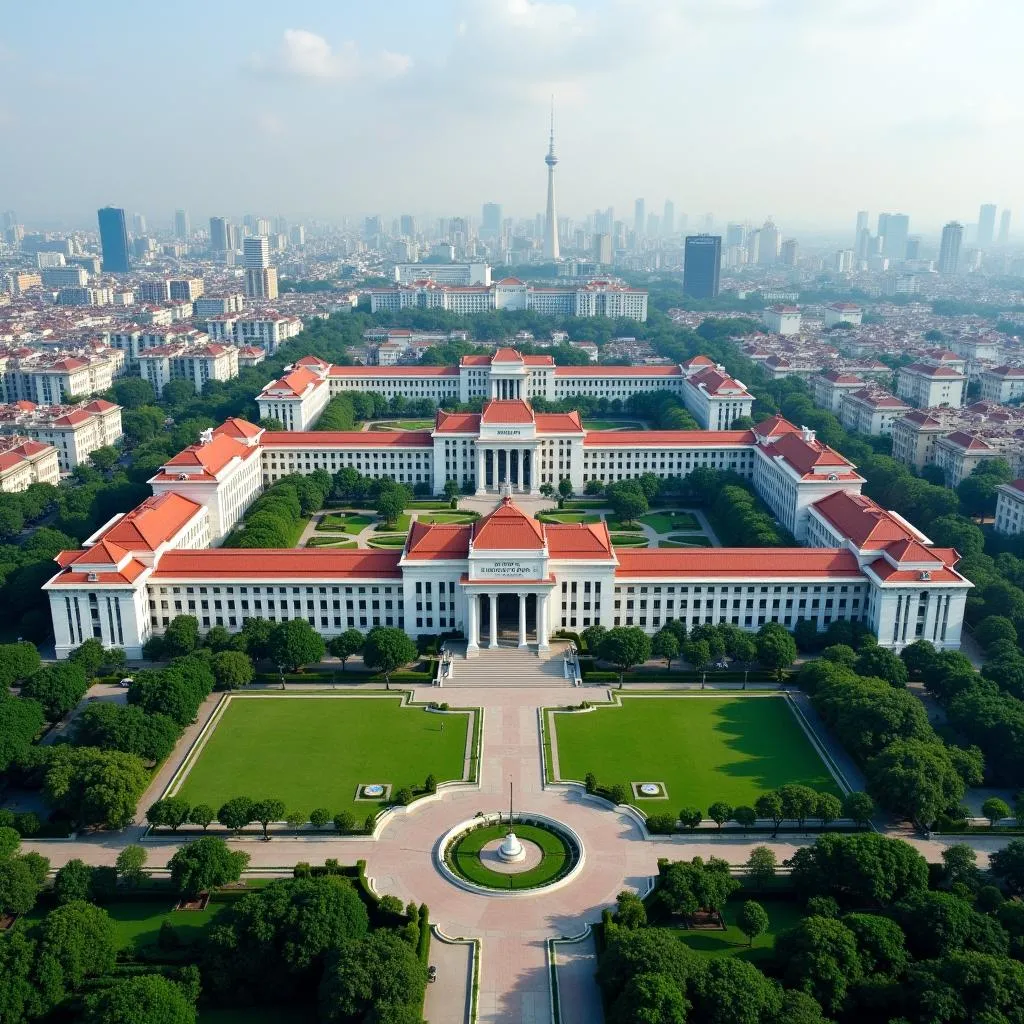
443,641,576,687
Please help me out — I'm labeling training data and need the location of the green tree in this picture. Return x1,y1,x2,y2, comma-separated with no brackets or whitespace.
113,377,156,408
895,889,1009,959
240,617,274,660
778,783,819,830
842,791,875,828
842,912,908,976
865,738,968,828
991,840,1024,894
269,618,326,672
0,693,45,772
44,746,149,829
362,627,417,689
754,792,785,834
855,645,909,687
773,990,829,1024
684,639,711,673
210,649,254,690
597,927,701,1017
168,837,249,897
0,494,25,539
310,807,331,829
217,797,254,833
737,900,770,946
692,956,782,1023
319,931,427,1024
0,855,45,915
163,615,200,657
21,662,89,720
329,628,365,671
733,805,757,830
147,797,191,831
678,806,702,832
900,638,939,680
755,623,797,678
775,915,862,1014
0,641,42,687
615,890,647,929
659,856,739,923
815,791,841,827
941,844,981,891
443,478,460,504
557,477,573,506
597,627,652,686
375,489,406,528
82,973,197,1024
975,615,1018,651
251,798,286,840
116,844,147,886
609,487,648,526
35,900,117,1004
188,804,215,830
68,638,109,678
707,801,732,830
982,796,1011,827
651,629,680,670
746,846,777,890
54,859,94,904
88,446,120,473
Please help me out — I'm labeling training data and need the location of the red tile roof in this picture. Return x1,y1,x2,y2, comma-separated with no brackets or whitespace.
101,492,204,551
753,415,801,438
811,491,919,548
471,498,545,550
328,365,458,378
46,558,148,587
885,539,941,564
151,549,403,579
162,434,251,476
688,367,750,396
941,431,993,450
404,522,471,560
546,522,613,558
480,399,534,425
866,558,964,584
260,430,433,448
615,548,864,578
761,433,854,476
492,347,524,363
434,410,481,433
583,430,754,447
536,411,584,433
214,417,263,440
553,365,682,377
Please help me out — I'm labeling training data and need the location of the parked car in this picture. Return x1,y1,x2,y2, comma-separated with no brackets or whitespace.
118,677,134,688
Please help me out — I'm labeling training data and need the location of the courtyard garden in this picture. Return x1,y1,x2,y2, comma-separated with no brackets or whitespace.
639,511,700,533
366,419,435,431
549,695,839,809
174,696,472,817
536,510,601,524
315,512,373,534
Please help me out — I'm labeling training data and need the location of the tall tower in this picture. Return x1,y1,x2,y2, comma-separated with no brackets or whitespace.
543,101,559,262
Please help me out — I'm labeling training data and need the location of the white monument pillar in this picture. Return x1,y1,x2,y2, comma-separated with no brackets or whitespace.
537,593,550,649
467,594,479,651
475,447,485,494
488,593,499,648
529,447,540,494
518,593,528,648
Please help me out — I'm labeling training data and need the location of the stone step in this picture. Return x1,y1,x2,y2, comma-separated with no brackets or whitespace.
443,643,576,687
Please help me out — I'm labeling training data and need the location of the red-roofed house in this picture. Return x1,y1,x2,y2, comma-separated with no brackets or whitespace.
896,357,966,409
996,480,1024,535
934,430,1003,485
0,398,122,470
980,365,1024,404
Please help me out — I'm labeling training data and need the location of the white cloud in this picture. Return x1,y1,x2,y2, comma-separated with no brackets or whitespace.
248,29,411,82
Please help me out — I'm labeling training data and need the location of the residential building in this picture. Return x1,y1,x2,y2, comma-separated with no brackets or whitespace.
812,371,866,414
0,348,121,404
138,343,239,396
169,278,204,302
934,430,1004,486
194,294,246,317
0,399,122,471
762,306,802,335
896,353,966,408
393,264,491,286
823,302,863,327
980,366,1024,404
978,204,997,248
837,388,912,436
995,481,1024,534
0,436,60,491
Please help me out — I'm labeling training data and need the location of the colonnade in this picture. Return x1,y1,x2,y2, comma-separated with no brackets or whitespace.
465,592,549,650
474,447,538,493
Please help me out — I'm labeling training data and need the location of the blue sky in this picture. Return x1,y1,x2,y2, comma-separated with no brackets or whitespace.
2,0,1022,234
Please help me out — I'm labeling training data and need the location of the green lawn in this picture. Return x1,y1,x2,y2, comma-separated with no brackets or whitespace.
316,513,372,534
562,499,609,510
537,511,600,524
610,534,649,547
581,419,645,430
176,696,470,816
367,535,408,548
447,823,572,890
552,696,839,808
660,535,713,548
671,896,803,966
407,500,456,510
374,513,411,532
367,419,434,431
305,537,357,548
414,511,478,524
640,511,700,533
603,517,643,532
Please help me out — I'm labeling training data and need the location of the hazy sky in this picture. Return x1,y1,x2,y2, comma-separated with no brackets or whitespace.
2,0,1021,234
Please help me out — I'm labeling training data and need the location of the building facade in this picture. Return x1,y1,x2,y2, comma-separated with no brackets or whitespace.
0,399,122,471
0,436,61,491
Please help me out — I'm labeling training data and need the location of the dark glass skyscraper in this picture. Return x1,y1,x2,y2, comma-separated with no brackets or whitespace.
683,235,721,298
97,206,130,272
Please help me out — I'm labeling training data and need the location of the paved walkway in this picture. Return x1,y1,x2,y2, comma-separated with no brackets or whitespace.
23,678,1024,1024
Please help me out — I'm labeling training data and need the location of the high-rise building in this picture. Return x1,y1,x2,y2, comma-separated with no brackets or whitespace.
663,200,675,236
884,214,909,260
289,225,306,246
647,213,660,238
725,223,745,247
243,236,277,299
682,235,722,299
542,108,559,262
758,219,780,265
97,207,131,273
132,212,147,235
209,217,229,252
399,214,415,237
482,203,502,238
2,211,15,231
243,236,270,269
905,236,921,260
856,228,872,262
780,238,798,266
593,233,612,265
634,199,645,238
746,229,760,264
938,222,964,275
174,209,190,240
977,204,997,248
855,211,869,244
998,210,1012,246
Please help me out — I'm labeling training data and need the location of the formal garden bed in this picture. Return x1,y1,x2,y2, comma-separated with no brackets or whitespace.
315,513,373,534
547,694,841,810
536,511,601,524
660,535,714,547
305,537,357,548
638,511,701,533
367,534,409,548
373,513,411,532
610,533,649,547
413,511,479,524
172,695,473,818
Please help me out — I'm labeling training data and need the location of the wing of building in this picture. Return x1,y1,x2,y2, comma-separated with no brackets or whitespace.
44,400,971,659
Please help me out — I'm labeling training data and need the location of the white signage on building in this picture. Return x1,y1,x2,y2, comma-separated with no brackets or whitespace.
478,560,533,578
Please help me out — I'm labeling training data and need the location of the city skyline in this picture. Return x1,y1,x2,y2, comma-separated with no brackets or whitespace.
2,1,1023,229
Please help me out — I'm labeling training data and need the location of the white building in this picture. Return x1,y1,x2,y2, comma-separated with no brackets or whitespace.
0,436,61,492
933,430,1003,486
0,398,122,471
812,371,866,414
980,365,1024,404
138,343,239,396
44,406,972,658
255,362,332,430
762,305,802,335
823,302,863,327
837,388,912,437
995,481,1024,535
394,263,491,285
0,348,120,405
896,354,966,409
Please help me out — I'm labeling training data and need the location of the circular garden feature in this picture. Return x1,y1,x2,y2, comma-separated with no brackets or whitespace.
441,815,583,893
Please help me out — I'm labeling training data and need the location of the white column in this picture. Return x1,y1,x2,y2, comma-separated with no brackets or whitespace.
488,593,499,648
537,593,549,649
475,447,485,494
529,447,540,494
518,593,528,648
467,594,479,651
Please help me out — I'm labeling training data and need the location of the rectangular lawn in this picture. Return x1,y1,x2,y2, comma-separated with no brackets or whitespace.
176,696,469,816
552,695,838,808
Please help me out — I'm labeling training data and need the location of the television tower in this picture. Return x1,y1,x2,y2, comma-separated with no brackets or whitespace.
543,99,560,262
